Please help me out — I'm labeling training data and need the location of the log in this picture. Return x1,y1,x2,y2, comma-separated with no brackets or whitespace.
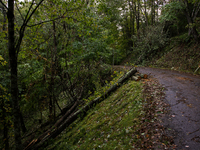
131,76,141,81
194,65,200,73
24,67,137,150
22,100,77,147
138,73,148,79
131,73,148,81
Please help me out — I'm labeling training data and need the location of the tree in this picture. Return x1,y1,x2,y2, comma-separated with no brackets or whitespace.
0,0,44,149
182,0,199,41
161,0,199,41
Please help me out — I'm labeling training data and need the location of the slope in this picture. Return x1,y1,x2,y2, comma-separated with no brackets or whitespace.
44,69,175,149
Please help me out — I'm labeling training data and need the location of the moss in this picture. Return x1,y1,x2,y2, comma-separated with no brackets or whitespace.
45,77,145,150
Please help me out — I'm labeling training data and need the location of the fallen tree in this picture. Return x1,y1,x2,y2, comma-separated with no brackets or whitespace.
24,67,137,150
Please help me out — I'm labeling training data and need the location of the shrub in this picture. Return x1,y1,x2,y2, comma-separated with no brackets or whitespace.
132,24,168,64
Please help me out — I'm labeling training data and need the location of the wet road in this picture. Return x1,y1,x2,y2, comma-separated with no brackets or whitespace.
137,67,200,150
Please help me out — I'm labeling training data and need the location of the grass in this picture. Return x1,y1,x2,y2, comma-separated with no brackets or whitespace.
45,75,145,150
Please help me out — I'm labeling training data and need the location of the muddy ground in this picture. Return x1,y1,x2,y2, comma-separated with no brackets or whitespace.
137,67,200,150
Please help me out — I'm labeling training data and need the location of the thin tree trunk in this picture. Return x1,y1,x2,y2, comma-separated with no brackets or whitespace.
151,0,155,25
53,20,57,121
3,119,9,150
131,0,135,36
144,0,148,26
137,0,140,32
19,111,27,133
7,0,22,149
157,0,159,23
1,91,9,150
184,0,199,42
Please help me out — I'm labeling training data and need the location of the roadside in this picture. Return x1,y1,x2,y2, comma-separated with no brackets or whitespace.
44,67,176,149
43,65,200,149
138,67,200,150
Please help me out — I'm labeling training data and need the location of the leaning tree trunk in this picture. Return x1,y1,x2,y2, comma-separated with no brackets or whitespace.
24,67,137,150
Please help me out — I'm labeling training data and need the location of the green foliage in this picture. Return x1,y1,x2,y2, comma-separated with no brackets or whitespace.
150,39,200,74
160,1,188,37
132,24,168,64
160,1,185,22
45,73,145,150
0,56,12,149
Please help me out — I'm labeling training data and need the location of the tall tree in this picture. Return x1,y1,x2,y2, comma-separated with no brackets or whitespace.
7,0,22,149
0,0,44,149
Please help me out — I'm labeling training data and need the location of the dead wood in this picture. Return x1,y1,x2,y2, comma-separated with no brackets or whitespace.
24,67,137,150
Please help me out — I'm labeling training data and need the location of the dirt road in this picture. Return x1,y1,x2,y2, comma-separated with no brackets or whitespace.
137,67,200,150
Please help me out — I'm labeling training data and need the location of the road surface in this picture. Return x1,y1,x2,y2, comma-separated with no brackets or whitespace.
137,67,200,150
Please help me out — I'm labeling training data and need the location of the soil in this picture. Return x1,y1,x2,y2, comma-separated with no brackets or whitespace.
137,67,200,150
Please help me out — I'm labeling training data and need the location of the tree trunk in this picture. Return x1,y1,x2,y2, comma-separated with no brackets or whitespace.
183,0,199,42
7,0,22,149
1,91,9,150
52,20,57,121
19,111,27,133
2,5,7,40
144,0,148,26
24,68,137,150
136,0,140,32
130,0,135,36
185,13,199,41
151,0,155,25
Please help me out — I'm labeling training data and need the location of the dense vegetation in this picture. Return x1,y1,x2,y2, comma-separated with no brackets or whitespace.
0,0,199,149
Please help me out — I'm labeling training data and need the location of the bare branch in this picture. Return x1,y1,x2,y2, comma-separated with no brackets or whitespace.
26,15,79,27
24,0,34,23
15,2,24,21
26,16,65,27
0,0,8,11
16,0,45,54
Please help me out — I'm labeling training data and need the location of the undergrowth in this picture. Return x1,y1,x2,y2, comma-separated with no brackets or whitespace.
122,33,200,75
44,69,175,150
45,73,145,149
152,42,200,74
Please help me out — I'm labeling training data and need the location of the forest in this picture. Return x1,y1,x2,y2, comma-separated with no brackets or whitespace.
0,0,199,149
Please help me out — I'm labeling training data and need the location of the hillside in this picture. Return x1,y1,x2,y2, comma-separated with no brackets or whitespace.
44,69,175,149
151,36,200,74
123,35,200,75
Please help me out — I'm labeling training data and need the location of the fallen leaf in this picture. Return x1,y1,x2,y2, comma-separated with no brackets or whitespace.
185,145,189,148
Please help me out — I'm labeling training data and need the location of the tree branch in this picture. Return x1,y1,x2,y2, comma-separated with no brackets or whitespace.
0,0,8,11
15,2,24,21
15,0,45,54
26,5,82,28
193,2,200,21
26,16,66,27
24,0,34,23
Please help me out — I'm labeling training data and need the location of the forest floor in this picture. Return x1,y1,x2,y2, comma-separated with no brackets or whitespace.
136,66,200,150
